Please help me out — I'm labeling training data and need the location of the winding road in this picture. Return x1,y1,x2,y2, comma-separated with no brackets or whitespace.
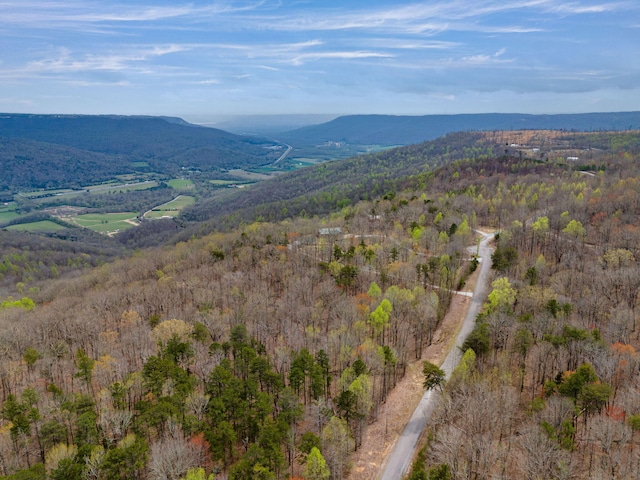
378,230,495,480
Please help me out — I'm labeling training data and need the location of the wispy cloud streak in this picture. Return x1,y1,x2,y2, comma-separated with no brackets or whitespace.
0,0,638,114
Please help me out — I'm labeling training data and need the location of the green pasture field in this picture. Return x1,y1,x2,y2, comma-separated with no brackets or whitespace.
6,220,66,232
0,203,20,223
86,181,157,194
72,212,138,233
130,161,150,168
279,158,316,169
0,211,20,223
145,210,175,219
155,195,195,210
287,157,321,164
167,179,195,189
145,195,195,219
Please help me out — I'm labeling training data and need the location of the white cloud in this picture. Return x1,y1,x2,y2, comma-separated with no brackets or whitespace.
289,51,394,66
3,0,626,45
256,0,616,35
2,2,190,26
1,0,269,26
363,39,460,50
64,80,131,87
0,1,507,36
545,1,630,15
464,24,545,33
456,48,512,66
19,44,188,79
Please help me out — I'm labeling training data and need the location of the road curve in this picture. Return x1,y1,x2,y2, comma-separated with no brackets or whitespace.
377,230,495,480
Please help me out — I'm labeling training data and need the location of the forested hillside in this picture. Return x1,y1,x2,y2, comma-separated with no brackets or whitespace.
0,229,125,294
178,129,638,240
408,136,640,479
0,115,283,190
0,129,639,480
0,167,477,479
0,138,129,191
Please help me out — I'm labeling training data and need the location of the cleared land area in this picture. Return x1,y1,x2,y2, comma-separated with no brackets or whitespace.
72,212,139,233
144,195,195,219
167,179,195,189
85,181,157,194
6,220,66,232
0,203,19,223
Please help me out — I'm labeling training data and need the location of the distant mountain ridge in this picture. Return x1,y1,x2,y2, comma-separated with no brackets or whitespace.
279,112,640,146
0,114,282,190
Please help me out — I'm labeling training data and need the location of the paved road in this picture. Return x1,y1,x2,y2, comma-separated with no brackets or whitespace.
272,143,292,165
260,135,292,166
378,230,495,480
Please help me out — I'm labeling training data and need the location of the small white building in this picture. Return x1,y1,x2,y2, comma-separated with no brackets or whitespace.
319,227,342,236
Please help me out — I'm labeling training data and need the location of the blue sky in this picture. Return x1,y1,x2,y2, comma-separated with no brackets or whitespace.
1,0,639,119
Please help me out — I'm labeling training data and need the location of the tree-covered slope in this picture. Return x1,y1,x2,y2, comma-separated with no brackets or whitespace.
182,131,492,228
0,137,129,190
178,129,638,239
0,228,125,294
0,114,283,190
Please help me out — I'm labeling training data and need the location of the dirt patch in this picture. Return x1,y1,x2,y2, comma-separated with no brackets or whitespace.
347,273,479,480
43,206,86,217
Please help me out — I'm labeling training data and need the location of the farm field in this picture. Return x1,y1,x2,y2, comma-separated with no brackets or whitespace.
71,212,139,233
280,158,316,168
6,220,66,232
2,177,197,234
144,195,195,219
167,179,195,189
85,181,158,194
0,203,19,223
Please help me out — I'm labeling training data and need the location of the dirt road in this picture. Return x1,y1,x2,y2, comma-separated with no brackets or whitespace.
376,230,494,480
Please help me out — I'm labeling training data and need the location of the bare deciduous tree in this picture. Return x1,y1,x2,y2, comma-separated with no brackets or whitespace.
148,423,205,480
